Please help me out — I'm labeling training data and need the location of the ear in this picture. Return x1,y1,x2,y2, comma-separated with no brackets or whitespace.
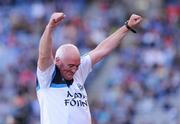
55,57,62,65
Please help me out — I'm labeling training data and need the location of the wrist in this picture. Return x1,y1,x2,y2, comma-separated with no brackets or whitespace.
125,21,136,33
46,24,55,32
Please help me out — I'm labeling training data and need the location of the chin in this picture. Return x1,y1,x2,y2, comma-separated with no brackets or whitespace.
65,76,73,80
68,77,73,80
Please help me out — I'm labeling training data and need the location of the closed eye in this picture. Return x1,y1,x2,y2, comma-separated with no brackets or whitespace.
68,64,79,69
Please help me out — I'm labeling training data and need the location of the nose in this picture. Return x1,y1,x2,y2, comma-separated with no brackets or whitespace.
71,67,77,73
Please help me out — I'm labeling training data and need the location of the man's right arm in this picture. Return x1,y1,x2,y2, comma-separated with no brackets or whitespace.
38,12,65,71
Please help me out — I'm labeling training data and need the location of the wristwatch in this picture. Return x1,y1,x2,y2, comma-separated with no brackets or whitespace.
125,21,137,33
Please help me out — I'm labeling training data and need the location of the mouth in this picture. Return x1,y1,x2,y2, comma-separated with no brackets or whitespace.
67,72,74,77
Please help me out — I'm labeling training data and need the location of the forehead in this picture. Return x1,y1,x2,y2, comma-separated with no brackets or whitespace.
63,54,80,65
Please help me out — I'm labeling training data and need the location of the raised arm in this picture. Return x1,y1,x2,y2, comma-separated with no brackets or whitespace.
89,14,142,65
38,12,65,71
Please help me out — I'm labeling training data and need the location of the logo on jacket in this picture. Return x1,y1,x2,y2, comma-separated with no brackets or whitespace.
77,83,84,91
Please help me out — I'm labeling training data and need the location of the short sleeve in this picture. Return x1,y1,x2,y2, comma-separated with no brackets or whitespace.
36,64,55,89
74,54,92,85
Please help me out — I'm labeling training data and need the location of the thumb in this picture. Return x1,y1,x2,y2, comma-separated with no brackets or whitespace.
53,14,66,23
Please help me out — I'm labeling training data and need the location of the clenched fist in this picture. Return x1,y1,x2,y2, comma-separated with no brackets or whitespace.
128,14,142,28
47,12,65,29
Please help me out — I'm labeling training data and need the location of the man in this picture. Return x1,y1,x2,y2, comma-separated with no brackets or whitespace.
36,12,142,124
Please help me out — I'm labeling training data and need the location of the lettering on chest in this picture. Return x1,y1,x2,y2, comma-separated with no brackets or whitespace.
64,91,88,107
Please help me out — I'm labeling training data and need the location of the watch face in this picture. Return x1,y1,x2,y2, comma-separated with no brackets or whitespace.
125,21,136,33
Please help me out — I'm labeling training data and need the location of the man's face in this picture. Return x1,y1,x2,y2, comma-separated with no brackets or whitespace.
56,57,80,80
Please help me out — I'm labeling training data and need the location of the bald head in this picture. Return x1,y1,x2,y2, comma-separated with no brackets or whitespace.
55,44,80,80
55,44,80,60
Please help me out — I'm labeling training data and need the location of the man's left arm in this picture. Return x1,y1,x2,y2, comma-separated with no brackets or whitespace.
89,14,142,65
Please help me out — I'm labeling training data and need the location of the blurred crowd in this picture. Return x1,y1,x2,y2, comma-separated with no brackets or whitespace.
0,0,179,124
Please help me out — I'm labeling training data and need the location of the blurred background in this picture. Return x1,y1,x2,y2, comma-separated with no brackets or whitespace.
0,0,180,124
